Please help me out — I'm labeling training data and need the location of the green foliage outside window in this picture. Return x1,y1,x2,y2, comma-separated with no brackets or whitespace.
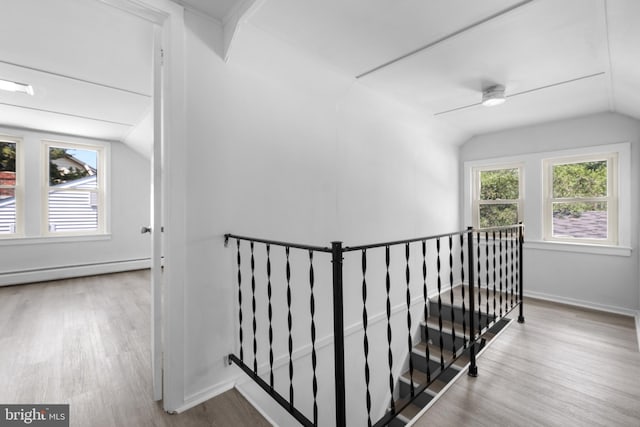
479,168,519,228
480,168,519,200
552,161,607,217
49,147,91,186
0,142,16,172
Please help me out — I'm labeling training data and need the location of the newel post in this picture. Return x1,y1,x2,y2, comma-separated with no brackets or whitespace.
331,242,347,427
518,223,525,323
466,227,478,377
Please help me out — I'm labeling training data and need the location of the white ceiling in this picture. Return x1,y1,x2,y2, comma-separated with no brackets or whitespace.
1,0,639,143
199,0,640,136
0,0,153,141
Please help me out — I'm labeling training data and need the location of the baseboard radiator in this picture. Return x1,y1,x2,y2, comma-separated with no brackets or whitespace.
224,224,524,426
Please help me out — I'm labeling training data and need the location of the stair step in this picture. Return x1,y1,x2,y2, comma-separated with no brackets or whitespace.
391,317,513,426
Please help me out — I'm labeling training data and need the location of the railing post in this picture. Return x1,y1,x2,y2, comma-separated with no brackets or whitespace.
518,224,525,324
466,227,478,377
331,242,347,427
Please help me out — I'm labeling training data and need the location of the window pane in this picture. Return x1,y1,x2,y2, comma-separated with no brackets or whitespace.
0,188,16,234
48,190,98,232
552,202,607,239
480,168,519,200
49,146,97,188
1,141,17,188
479,203,518,228
0,141,16,173
552,161,606,198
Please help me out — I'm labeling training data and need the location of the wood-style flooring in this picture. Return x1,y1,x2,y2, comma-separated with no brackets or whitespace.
410,297,640,427
0,270,270,427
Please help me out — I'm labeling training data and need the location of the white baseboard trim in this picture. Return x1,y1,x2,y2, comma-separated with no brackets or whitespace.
524,290,637,317
0,258,151,286
175,380,235,414
235,382,279,426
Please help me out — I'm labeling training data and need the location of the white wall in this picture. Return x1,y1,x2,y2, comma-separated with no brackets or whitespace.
0,127,151,285
461,113,640,314
179,10,467,425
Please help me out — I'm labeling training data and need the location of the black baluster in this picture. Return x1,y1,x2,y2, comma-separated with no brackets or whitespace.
476,232,482,334
436,239,444,370
361,250,372,426
266,245,274,389
251,242,257,374
510,228,515,308
460,233,467,349
492,231,497,322
385,246,395,412
485,232,490,329
467,228,478,377
518,224,525,324
449,236,456,356
422,240,431,383
405,243,414,397
285,247,294,408
309,250,318,425
499,230,504,318
236,240,243,361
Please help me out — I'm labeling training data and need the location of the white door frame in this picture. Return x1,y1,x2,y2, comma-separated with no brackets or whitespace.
98,0,186,412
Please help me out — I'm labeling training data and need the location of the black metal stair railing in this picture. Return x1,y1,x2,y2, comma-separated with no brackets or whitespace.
224,224,524,427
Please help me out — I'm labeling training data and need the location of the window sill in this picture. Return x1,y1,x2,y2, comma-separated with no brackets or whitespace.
0,234,111,246
525,240,632,257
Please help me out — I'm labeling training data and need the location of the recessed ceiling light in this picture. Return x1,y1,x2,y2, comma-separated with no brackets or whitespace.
0,78,34,96
482,85,506,106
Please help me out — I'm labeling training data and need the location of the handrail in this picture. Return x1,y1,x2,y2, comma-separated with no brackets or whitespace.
224,224,524,427
344,224,523,252
224,233,332,252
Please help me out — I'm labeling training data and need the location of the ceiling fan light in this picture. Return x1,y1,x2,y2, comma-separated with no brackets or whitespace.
482,85,506,106
0,78,34,96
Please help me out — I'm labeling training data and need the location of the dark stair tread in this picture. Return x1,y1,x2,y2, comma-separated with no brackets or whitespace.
430,285,512,309
424,317,462,332
396,402,423,422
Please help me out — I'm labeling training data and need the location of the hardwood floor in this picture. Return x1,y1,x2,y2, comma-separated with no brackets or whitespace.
0,271,270,427
410,297,640,427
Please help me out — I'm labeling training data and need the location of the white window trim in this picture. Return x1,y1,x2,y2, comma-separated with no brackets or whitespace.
42,139,109,237
471,163,524,229
463,142,631,257
542,152,618,246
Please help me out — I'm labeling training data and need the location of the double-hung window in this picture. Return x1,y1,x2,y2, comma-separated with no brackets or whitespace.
0,136,22,236
472,165,523,228
44,141,105,235
543,153,617,245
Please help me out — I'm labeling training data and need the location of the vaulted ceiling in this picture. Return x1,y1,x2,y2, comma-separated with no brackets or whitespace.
195,0,640,135
0,0,153,142
1,0,638,143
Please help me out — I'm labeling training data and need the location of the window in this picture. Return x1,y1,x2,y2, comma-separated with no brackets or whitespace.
472,165,523,228
0,136,21,236
543,153,617,245
44,141,105,235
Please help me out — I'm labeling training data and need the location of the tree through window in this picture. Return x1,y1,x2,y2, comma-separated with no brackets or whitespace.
544,154,617,244
473,166,522,228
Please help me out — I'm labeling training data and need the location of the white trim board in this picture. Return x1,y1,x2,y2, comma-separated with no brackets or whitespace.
175,379,235,414
0,258,150,286
524,290,638,317
235,382,280,427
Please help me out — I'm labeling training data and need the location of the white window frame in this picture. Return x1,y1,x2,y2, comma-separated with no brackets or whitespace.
472,164,524,229
0,135,24,237
543,153,618,246
42,140,108,236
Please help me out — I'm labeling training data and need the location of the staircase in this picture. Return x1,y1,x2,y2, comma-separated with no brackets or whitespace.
389,285,513,426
